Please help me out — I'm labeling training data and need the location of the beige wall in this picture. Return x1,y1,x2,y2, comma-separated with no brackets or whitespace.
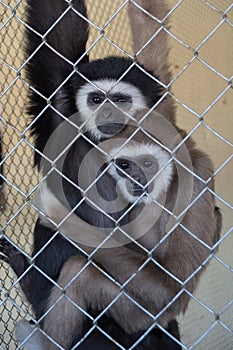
1,0,232,348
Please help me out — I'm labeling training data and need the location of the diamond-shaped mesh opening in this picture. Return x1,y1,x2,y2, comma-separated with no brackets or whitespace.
1,1,232,349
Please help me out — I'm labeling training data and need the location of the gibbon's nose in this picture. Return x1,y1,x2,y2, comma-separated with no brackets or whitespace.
133,175,147,187
102,107,112,119
134,176,142,184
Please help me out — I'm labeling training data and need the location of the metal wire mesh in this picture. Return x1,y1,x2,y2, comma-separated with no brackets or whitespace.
0,0,233,349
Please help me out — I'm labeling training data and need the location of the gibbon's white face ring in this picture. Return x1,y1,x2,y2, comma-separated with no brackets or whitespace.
75,79,147,140
107,142,173,204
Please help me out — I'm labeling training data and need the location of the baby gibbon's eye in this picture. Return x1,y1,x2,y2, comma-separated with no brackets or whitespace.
115,158,130,170
143,160,153,169
119,161,130,170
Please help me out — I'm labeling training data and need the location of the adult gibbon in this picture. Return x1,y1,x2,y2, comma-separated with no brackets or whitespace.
0,0,221,349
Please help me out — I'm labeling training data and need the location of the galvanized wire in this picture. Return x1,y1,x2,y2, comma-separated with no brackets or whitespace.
0,0,232,349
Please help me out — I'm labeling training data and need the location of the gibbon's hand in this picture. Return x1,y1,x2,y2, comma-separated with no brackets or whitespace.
0,237,33,302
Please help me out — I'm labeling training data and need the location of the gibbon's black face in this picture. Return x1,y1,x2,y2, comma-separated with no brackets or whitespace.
86,90,133,137
115,156,158,197
107,143,173,204
71,56,162,140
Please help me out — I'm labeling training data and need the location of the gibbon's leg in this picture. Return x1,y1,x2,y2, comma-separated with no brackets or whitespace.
15,318,182,350
41,254,180,350
38,254,177,349
16,256,90,350
40,256,89,349
128,0,175,122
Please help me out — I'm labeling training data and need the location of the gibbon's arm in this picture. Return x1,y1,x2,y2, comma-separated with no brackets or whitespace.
128,0,171,86
128,0,175,122
26,0,88,95
37,187,184,328
25,0,89,166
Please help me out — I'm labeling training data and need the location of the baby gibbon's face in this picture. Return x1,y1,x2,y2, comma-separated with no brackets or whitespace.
107,143,173,204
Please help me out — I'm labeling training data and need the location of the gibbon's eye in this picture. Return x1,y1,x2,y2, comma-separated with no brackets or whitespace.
115,159,130,170
115,158,132,172
92,95,103,104
143,160,153,168
120,161,130,170
116,97,127,103
112,94,132,104
87,92,105,106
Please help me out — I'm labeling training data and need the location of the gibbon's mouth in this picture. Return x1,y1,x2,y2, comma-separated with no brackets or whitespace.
97,123,125,135
128,184,148,197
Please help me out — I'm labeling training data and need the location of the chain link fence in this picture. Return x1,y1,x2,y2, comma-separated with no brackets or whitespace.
1,0,233,349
